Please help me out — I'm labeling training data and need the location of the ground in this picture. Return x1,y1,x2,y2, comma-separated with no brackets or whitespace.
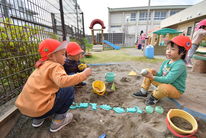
5,48,206,138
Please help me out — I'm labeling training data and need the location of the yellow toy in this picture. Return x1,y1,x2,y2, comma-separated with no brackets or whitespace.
78,63,87,71
92,80,106,96
167,109,198,135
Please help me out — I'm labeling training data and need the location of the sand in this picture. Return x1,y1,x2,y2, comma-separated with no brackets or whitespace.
7,62,206,138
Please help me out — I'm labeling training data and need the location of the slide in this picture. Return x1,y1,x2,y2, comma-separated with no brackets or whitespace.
103,40,120,50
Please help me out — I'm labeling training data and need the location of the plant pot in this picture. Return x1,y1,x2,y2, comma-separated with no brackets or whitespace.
84,52,92,58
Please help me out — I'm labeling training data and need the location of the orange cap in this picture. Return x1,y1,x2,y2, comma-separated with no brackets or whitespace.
38,39,67,61
171,35,192,51
66,42,83,56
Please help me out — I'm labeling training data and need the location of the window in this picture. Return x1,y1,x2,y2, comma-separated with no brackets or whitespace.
111,25,121,28
187,27,192,36
170,10,179,16
130,13,136,21
154,11,167,20
139,11,151,21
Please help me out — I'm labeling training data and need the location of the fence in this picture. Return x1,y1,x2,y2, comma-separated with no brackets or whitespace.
0,0,84,106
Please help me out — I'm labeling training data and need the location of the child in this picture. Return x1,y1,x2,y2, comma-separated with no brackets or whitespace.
132,35,191,105
15,39,92,132
63,42,87,86
185,19,206,67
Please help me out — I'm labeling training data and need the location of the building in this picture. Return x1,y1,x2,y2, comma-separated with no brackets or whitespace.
108,5,190,46
160,0,206,38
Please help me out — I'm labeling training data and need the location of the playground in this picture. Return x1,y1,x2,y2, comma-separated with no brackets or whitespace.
6,48,206,138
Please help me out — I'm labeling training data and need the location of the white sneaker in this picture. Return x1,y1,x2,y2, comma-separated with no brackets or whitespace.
186,63,193,68
50,112,73,133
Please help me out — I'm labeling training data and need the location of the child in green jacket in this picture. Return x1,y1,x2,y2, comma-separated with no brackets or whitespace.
133,35,192,105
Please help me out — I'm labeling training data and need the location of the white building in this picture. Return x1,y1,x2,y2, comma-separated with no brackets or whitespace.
108,5,190,46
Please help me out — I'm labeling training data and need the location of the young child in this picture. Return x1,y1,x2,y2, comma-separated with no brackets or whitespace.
132,35,191,105
63,42,87,86
185,19,206,67
15,39,92,132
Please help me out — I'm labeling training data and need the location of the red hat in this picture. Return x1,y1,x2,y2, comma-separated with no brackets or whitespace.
171,35,192,51
195,19,206,31
38,39,68,61
66,42,84,56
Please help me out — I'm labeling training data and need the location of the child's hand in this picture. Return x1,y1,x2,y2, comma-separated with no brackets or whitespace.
151,69,157,75
144,72,153,79
83,68,92,77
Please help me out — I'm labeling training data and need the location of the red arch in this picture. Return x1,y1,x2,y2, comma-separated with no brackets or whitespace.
89,19,105,29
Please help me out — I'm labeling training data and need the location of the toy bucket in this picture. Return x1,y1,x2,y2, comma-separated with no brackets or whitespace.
166,109,198,136
92,80,106,96
105,72,116,82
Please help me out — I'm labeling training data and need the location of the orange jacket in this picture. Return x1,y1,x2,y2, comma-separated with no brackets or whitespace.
15,60,87,117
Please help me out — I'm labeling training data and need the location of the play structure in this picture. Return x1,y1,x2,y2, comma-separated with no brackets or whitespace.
148,28,182,55
89,19,120,51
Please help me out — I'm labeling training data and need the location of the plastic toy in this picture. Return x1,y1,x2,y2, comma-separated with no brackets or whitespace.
90,103,97,110
166,109,198,135
105,72,115,82
155,106,164,114
126,107,137,113
140,69,148,76
145,106,154,114
92,80,106,96
111,82,116,91
135,106,143,114
78,63,87,71
79,103,89,108
113,107,125,113
128,71,137,76
99,104,112,110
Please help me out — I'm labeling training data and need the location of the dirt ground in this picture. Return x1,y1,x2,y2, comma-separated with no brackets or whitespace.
7,61,206,138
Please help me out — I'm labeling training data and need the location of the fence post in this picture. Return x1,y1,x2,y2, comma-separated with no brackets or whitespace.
59,0,66,40
51,13,57,34
1,0,9,17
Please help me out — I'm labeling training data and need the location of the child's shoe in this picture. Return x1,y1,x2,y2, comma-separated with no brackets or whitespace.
186,63,193,68
50,112,73,133
132,90,148,98
32,118,45,127
145,95,159,105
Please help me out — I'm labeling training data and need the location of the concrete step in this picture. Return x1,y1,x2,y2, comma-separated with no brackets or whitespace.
92,45,103,52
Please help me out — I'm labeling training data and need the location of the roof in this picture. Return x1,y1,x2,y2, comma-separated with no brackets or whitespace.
108,5,191,12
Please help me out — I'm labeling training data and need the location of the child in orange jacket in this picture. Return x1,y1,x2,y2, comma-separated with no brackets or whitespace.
15,39,92,132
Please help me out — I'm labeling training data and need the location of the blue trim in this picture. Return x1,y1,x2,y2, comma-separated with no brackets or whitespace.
88,63,120,66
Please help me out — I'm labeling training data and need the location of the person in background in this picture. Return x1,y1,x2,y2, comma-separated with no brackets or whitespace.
132,36,191,105
15,39,92,132
185,19,206,67
64,42,88,86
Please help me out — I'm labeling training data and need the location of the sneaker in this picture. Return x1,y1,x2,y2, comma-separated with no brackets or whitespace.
186,63,193,68
145,95,159,105
132,90,148,98
50,112,73,133
32,118,45,127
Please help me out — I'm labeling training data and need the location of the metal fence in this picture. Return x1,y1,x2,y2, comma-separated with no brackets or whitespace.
0,0,84,106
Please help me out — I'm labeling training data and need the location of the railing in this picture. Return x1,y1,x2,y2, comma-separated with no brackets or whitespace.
0,0,84,106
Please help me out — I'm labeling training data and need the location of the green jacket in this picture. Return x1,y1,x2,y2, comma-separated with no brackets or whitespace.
154,59,187,93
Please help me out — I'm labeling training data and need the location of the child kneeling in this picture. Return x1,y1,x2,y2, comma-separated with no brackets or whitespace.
133,35,192,105
15,39,92,132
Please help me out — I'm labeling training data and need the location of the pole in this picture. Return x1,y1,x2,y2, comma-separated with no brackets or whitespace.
145,0,151,36
75,0,79,38
59,0,66,40
81,12,85,37
2,0,9,17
